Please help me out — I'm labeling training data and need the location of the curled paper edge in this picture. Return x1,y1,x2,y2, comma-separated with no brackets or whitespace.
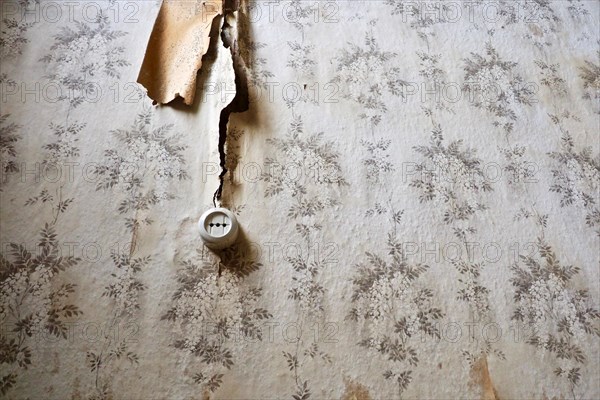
137,0,223,105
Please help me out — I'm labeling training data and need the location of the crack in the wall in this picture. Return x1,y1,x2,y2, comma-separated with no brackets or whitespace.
213,0,249,205
137,0,250,205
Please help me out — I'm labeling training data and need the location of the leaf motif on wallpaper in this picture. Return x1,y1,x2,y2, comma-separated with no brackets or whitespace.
0,24,94,388
500,145,537,187
411,125,493,223
293,379,311,400
567,0,590,18
42,121,86,165
262,115,347,313
330,20,409,126
0,0,36,58
0,212,81,395
579,49,600,114
287,41,316,81
0,111,21,190
361,138,395,184
82,105,187,399
32,1,131,232
273,0,321,89
513,207,549,229
510,229,600,400
102,253,150,314
548,133,600,236
78,255,149,398
463,42,534,135
416,52,454,115
277,0,318,80
509,0,561,49
283,0,315,40
238,40,275,90
262,115,346,399
92,106,189,233
40,10,129,109
234,1,276,92
0,75,20,189
163,237,271,393
535,60,568,97
348,208,444,398
385,0,452,43
410,124,505,364
471,0,560,48
365,203,403,223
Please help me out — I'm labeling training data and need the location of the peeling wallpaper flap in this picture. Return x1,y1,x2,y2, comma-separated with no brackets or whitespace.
137,0,223,105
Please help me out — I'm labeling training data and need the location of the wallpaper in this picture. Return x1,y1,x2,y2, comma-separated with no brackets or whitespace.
1,1,599,399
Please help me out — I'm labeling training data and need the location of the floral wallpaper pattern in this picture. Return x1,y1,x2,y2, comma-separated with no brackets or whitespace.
0,1,599,399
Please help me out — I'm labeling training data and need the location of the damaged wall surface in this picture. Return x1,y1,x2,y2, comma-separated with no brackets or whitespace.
1,0,599,399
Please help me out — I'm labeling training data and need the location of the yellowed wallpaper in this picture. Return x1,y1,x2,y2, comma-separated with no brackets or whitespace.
1,1,599,399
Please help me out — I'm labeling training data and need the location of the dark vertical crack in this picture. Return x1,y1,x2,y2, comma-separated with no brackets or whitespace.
213,0,249,206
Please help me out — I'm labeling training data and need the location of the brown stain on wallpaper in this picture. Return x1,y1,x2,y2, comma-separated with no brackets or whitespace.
470,356,499,400
341,377,372,400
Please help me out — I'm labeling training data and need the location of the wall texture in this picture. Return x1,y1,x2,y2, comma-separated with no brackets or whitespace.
1,1,599,399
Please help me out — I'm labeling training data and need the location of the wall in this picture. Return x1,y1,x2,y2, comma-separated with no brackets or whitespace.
1,1,599,399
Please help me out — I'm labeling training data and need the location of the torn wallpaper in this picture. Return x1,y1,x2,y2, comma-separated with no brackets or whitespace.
137,0,222,105
0,1,599,399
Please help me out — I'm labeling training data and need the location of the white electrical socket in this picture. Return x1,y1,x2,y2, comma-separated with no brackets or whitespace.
198,207,239,250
